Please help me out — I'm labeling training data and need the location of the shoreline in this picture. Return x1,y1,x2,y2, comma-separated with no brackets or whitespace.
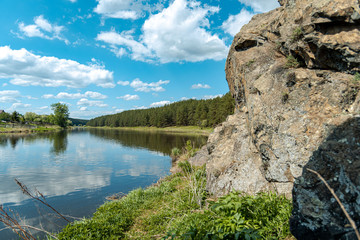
86,125,214,136
0,126,61,134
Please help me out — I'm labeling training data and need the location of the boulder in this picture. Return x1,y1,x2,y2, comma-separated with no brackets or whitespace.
189,0,360,238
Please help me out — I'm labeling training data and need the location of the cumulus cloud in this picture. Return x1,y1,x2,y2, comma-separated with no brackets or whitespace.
221,9,254,36
18,15,69,44
94,0,141,19
238,0,279,13
0,46,115,88
130,78,169,92
203,94,223,99
117,94,140,101
94,0,164,20
142,0,228,63
77,98,108,108
191,83,211,89
8,103,31,111
0,90,21,103
96,30,153,62
149,100,170,108
42,91,107,100
96,0,228,63
117,80,130,86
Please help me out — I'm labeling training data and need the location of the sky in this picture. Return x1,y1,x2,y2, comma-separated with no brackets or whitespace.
0,0,279,119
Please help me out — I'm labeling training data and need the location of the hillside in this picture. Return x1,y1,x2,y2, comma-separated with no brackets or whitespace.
87,92,235,128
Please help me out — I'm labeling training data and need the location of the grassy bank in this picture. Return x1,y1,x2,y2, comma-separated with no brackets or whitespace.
87,126,214,136
57,160,293,240
0,125,61,134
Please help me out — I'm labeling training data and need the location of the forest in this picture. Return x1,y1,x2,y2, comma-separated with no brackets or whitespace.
87,92,235,128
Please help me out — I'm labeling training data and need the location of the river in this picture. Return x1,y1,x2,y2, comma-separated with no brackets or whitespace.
0,128,207,239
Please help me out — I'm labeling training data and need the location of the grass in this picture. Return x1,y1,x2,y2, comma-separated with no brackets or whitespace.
57,157,294,240
87,126,214,136
0,125,60,134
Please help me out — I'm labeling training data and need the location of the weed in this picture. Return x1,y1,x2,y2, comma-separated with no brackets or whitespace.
171,147,181,158
246,59,255,67
353,72,360,84
285,55,300,68
291,27,303,42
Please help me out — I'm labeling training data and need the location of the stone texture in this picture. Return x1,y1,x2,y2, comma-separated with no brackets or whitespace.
189,0,360,238
290,117,360,239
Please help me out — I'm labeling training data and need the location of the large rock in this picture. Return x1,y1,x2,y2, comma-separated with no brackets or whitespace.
290,117,360,239
189,0,360,238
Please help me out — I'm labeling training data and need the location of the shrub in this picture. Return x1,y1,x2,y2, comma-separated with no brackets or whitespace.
354,72,360,82
291,27,303,42
167,191,293,240
285,55,300,68
171,147,181,157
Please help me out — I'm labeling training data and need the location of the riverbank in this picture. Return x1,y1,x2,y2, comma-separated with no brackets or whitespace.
0,125,61,134
56,154,294,239
87,125,214,136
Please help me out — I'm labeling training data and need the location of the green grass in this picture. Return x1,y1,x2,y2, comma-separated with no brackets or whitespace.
87,126,214,136
57,161,294,240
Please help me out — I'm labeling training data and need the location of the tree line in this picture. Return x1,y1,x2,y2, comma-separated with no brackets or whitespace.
87,92,235,128
0,103,71,128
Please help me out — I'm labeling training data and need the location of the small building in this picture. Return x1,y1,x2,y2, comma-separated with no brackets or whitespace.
0,110,4,113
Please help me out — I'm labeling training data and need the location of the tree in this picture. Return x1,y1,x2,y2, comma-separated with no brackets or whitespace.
10,111,20,122
51,103,70,128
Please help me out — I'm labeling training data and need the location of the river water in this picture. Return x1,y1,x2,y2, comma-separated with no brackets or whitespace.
0,128,207,239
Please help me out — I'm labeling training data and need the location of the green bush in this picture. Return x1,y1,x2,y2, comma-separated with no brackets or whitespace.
171,147,181,157
285,55,300,68
354,72,360,82
291,27,303,42
166,191,292,240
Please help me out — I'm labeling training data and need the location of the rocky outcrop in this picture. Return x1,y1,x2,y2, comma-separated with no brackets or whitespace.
290,117,360,239
190,0,360,238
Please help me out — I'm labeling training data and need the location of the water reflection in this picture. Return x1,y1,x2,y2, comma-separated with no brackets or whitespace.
0,129,207,239
87,128,207,155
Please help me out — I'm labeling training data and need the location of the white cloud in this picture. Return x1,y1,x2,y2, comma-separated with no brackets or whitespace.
238,0,279,13
79,107,87,111
40,106,49,109
191,83,211,89
18,15,69,44
94,0,142,19
117,80,130,86
221,9,254,36
68,0,77,2
96,30,153,62
129,78,169,92
0,90,21,103
8,103,31,111
2,83,8,87
117,94,140,101
42,91,107,99
96,0,228,63
141,0,228,63
0,46,115,88
115,108,124,113
203,94,223,99
77,98,108,108
149,100,170,108
93,0,163,20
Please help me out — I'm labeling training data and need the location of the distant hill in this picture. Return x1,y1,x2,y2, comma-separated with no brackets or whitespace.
69,118,89,126
87,92,235,128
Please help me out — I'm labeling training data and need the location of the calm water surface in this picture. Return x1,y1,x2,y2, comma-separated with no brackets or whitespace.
0,128,207,239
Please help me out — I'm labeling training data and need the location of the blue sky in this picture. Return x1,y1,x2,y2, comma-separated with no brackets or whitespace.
0,0,279,119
